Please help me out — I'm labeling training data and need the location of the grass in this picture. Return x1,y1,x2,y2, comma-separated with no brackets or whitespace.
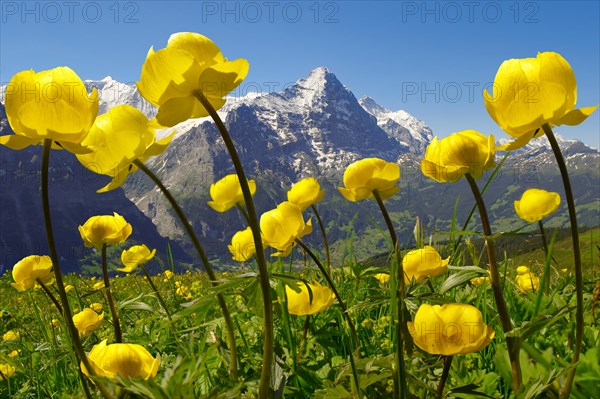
1,229,599,398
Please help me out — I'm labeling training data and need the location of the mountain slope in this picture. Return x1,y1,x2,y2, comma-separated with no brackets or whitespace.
1,68,598,269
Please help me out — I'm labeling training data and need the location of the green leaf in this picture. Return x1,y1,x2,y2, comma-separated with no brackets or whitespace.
439,267,488,294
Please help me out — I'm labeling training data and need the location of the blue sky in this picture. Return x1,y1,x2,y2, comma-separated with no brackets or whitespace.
1,1,599,147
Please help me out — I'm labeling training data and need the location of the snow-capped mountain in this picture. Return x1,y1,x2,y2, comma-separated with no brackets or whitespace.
1,67,598,268
359,95,433,153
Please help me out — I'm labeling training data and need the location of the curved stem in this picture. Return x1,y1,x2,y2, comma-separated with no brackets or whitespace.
194,90,273,397
437,355,453,398
236,203,251,225
295,239,360,352
101,244,122,343
372,189,409,398
141,265,172,321
542,124,583,399
311,204,331,272
134,160,238,381
36,278,63,314
465,173,521,391
41,140,113,399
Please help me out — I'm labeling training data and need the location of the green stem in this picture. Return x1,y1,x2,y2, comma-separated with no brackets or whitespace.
465,173,521,391
372,189,409,399
296,316,310,363
452,152,510,258
194,90,273,397
101,244,122,343
36,278,63,314
311,204,331,272
437,356,453,398
236,203,251,225
534,230,558,316
134,159,239,381
41,140,113,399
295,239,360,352
542,123,583,399
141,265,172,322
538,221,552,294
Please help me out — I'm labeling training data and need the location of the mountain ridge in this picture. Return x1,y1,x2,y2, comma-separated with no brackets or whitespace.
1,67,598,268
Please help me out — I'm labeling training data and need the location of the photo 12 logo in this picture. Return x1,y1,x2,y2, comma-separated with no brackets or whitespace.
401,1,540,24
1,1,140,23
200,1,340,23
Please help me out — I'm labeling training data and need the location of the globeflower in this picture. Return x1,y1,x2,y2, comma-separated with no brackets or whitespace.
285,282,335,316
11,255,54,291
0,364,16,379
93,282,105,290
119,244,156,273
471,270,491,286
2,330,19,341
338,158,400,202
403,246,449,283
408,303,495,355
207,174,256,212
89,303,103,312
76,105,174,192
287,178,325,211
260,202,312,257
514,188,561,223
516,266,540,293
78,213,132,249
73,308,104,337
421,130,495,183
374,273,390,284
137,32,249,127
228,226,257,262
0,66,98,153
81,339,160,380
484,52,598,149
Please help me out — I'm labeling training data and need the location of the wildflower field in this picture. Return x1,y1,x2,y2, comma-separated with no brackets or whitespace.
0,33,599,399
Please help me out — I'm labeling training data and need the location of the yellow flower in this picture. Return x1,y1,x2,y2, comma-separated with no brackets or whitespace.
228,226,257,262
260,202,312,257
51,319,60,328
119,244,157,273
8,350,19,358
484,52,598,150
516,266,539,293
470,271,491,286
137,32,249,127
408,303,495,355
421,131,495,183
81,339,160,380
285,282,335,316
176,285,189,296
2,330,19,341
164,270,174,280
287,178,325,211
338,158,400,202
514,188,561,223
73,308,104,337
374,273,390,284
207,174,256,212
403,246,449,283
93,282,105,290
0,67,98,153
76,105,174,192
10,255,54,291
78,213,132,249
0,363,16,379
89,303,103,312
64,284,74,293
